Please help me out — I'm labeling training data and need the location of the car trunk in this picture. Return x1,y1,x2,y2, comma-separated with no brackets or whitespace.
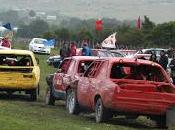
112,79,175,115
0,66,36,89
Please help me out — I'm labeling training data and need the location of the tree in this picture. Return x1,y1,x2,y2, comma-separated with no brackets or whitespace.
151,21,175,46
29,19,49,38
77,27,93,41
17,19,49,38
142,16,155,32
29,10,36,17
43,32,55,39
54,28,70,41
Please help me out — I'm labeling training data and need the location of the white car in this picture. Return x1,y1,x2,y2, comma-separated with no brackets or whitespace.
29,38,51,54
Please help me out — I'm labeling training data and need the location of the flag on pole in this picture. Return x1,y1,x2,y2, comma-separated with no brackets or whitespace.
136,16,141,29
101,32,117,49
2,23,12,30
95,19,103,31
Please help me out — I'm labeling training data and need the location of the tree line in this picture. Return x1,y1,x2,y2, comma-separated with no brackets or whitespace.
16,16,175,48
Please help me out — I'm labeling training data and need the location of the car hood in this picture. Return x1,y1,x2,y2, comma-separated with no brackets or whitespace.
32,44,46,48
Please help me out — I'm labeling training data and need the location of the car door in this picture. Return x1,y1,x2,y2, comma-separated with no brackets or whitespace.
53,59,72,93
77,61,104,107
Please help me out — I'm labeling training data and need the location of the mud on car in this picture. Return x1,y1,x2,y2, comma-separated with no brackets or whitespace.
66,57,175,128
0,49,40,101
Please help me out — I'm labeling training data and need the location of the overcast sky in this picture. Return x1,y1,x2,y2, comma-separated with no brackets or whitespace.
0,0,175,23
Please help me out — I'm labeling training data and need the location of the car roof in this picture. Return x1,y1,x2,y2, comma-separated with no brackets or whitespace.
64,56,99,60
96,57,161,66
32,38,47,40
142,48,168,51
0,49,34,55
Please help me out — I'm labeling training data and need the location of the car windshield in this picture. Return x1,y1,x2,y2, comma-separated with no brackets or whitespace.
110,63,167,82
34,39,46,44
92,50,113,57
111,52,124,57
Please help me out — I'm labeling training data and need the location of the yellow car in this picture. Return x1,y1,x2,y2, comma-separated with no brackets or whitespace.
0,49,40,101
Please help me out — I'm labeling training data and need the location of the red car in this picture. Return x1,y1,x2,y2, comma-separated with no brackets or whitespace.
45,56,98,105
66,57,175,128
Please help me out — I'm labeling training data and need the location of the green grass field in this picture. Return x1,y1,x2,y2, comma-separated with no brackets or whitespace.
0,43,174,130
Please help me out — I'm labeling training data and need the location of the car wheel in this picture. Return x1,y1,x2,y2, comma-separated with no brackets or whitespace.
45,87,55,105
95,98,112,123
66,89,79,114
30,87,38,101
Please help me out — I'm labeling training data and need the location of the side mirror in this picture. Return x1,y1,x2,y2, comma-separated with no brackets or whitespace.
36,58,39,65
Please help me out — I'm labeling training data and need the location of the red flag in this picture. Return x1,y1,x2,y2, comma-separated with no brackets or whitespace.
136,16,141,29
95,19,103,31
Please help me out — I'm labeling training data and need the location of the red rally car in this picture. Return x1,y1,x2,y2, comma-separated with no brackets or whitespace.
45,56,98,105
66,57,175,128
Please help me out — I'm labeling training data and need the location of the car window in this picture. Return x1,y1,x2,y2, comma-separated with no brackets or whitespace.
77,60,94,74
84,61,104,78
0,54,33,66
112,52,123,57
110,63,166,82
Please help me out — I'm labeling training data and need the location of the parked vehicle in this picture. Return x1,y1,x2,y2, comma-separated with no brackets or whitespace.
129,48,169,60
77,48,114,57
115,49,137,56
29,38,51,54
66,57,175,128
109,50,126,57
47,49,116,68
0,49,40,101
46,55,61,68
45,56,98,105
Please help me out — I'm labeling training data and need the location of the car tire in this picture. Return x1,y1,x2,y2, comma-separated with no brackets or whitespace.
30,87,38,101
66,89,79,115
95,98,112,123
45,87,55,105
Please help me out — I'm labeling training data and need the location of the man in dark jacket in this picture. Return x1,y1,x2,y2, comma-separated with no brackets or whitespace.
60,41,69,60
159,50,168,70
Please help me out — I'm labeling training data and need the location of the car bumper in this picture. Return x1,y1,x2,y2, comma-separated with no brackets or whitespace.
33,49,50,54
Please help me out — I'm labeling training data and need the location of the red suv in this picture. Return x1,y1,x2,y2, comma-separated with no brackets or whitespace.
66,57,175,128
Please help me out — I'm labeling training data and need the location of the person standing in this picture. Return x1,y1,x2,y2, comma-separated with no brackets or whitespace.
69,42,77,56
149,53,158,63
1,37,11,48
82,43,92,56
60,41,69,60
159,50,168,70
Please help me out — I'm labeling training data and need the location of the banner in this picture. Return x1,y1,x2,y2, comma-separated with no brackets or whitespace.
101,32,117,48
43,39,56,48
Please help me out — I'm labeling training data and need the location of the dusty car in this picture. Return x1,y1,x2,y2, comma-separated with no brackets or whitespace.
66,57,175,128
45,56,98,105
0,49,40,101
